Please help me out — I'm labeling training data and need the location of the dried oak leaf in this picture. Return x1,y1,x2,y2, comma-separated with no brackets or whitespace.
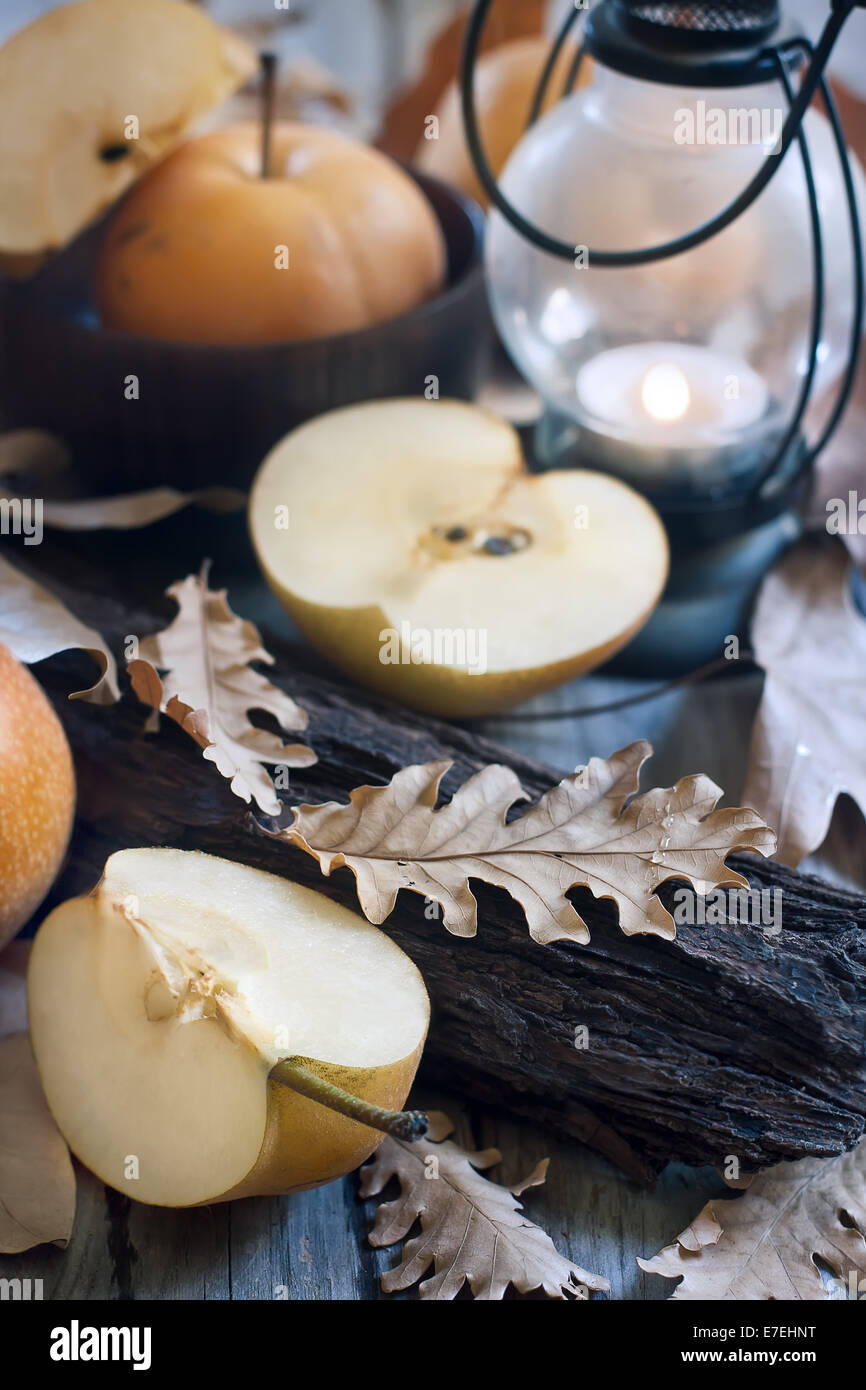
809,378,866,572
0,553,118,702
2,485,245,531
128,565,316,816
360,1112,608,1300
0,428,244,528
742,541,866,868
280,740,775,945
639,1141,866,1300
0,1033,75,1254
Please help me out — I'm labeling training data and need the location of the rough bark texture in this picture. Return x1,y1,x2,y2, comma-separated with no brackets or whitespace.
30,575,866,1185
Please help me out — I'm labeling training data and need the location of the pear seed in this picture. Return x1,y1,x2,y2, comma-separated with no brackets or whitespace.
482,536,514,556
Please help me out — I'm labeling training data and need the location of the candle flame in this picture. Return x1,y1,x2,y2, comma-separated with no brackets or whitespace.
641,363,691,423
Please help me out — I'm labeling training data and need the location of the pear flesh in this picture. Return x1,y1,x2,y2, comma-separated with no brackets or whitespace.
249,399,670,716
0,0,255,259
27,849,429,1207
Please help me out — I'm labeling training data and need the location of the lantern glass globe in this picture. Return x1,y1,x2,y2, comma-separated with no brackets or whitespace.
485,63,866,487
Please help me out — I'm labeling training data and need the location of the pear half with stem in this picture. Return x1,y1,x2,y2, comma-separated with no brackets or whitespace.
27,849,429,1208
249,399,669,717
0,0,255,265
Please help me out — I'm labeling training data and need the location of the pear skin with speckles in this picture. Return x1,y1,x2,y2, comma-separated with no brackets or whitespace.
0,644,75,946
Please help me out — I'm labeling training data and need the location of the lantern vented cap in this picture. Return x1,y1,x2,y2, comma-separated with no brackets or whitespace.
584,0,784,86
621,2,779,43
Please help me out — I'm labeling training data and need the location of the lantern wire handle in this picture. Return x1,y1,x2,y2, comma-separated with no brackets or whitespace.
466,651,759,725
460,0,858,267
562,44,588,99
747,38,865,492
746,49,825,500
525,2,585,130
807,71,865,462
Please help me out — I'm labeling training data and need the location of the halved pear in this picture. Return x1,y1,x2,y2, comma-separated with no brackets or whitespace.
27,849,429,1208
249,399,669,717
0,0,255,262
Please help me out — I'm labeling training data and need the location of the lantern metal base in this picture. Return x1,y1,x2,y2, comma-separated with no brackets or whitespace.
606,507,802,676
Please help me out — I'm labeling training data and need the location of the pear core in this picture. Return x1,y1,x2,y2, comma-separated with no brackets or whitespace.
27,849,429,1207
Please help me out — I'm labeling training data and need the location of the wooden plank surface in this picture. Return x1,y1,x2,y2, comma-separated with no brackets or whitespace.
1,1090,731,1301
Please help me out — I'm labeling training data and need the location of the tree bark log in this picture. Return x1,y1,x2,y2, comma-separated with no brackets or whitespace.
31,575,866,1186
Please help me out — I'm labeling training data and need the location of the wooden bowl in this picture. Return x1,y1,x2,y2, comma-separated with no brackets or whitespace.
0,171,491,492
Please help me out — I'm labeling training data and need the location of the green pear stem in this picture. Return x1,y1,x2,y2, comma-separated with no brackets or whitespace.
271,1058,428,1141
260,51,278,178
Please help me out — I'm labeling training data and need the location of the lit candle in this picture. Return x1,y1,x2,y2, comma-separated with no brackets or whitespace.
572,342,772,488
577,342,768,441
641,362,690,424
